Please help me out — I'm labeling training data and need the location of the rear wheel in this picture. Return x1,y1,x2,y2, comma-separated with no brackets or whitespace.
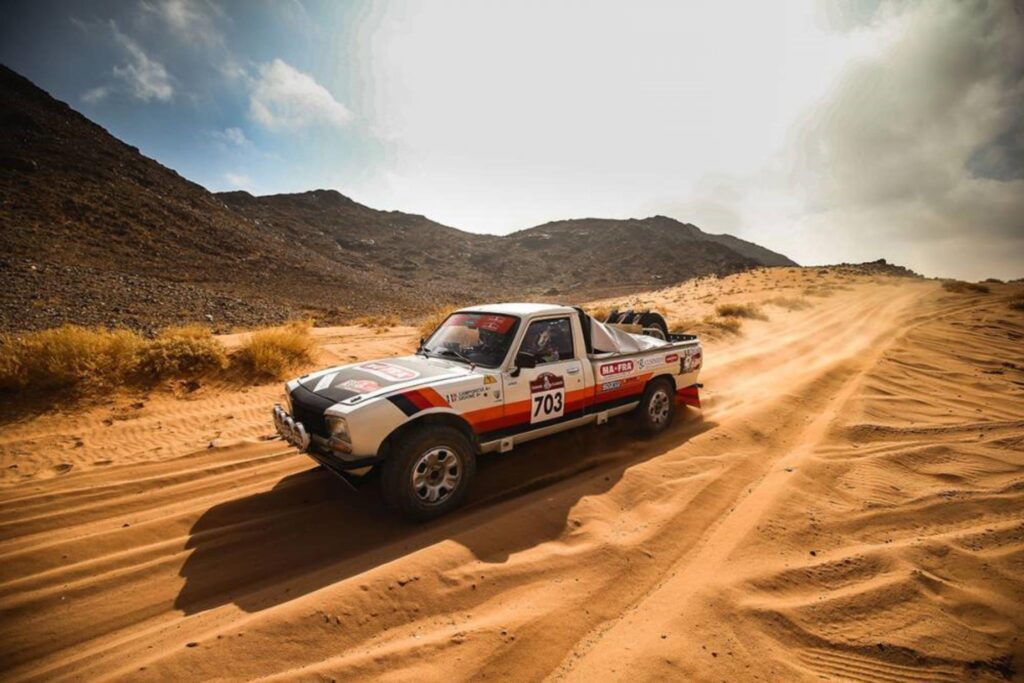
381,425,476,521
637,378,676,435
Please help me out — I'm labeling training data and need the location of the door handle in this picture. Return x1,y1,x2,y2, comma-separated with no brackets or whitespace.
566,367,580,375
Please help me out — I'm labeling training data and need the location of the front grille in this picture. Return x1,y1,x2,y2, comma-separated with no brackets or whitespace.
289,385,334,438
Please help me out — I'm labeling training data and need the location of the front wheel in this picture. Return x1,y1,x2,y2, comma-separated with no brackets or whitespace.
380,425,476,521
637,378,676,435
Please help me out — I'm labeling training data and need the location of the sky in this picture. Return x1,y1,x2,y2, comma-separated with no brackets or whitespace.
2,0,1022,280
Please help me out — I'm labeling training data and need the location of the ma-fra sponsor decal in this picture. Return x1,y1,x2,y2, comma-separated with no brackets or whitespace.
599,360,634,377
358,361,419,382
529,372,565,423
338,378,380,393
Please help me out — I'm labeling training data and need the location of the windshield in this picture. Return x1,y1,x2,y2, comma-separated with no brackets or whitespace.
422,312,520,368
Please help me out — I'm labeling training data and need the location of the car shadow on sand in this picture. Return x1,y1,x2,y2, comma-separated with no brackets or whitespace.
174,411,716,615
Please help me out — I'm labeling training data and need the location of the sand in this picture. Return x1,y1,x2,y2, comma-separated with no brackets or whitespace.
1,269,1021,681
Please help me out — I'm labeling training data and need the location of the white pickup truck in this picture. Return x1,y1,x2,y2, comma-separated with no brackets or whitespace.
273,303,702,520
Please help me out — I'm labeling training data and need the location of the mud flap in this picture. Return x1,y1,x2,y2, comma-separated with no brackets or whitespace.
675,383,702,408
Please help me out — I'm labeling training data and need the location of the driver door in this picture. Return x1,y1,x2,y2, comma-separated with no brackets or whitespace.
503,316,585,436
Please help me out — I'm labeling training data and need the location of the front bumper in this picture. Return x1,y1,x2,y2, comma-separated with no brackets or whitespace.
272,404,383,471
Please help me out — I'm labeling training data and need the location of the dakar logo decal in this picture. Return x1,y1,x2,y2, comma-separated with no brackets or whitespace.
529,372,565,423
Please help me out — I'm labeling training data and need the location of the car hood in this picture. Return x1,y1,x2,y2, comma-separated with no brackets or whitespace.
290,355,471,405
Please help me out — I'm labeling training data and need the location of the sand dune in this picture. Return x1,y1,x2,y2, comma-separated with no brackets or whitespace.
1,270,1021,681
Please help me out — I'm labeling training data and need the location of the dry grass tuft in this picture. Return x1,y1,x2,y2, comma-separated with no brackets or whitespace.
0,325,144,392
716,303,768,320
234,321,315,379
354,314,401,332
135,325,228,379
763,296,812,311
418,305,460,340
670,316,743,340
942,280,990,294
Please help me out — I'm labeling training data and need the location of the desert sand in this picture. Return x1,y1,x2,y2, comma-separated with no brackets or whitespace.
1,268,1021,681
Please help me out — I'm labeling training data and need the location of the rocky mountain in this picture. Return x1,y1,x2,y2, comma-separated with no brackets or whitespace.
0,65,797,332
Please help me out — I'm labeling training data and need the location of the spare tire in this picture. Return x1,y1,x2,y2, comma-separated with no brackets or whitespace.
637,312,669,340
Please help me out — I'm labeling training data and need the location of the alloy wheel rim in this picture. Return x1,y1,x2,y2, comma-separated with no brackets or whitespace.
411,446,462,505
649,388,671,425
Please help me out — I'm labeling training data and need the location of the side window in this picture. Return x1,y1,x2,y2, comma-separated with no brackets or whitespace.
520,318,574,364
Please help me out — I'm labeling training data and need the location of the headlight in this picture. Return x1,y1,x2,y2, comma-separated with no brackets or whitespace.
325,416,350,442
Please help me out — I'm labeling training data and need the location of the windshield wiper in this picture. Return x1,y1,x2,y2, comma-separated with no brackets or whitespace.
434,348,475,368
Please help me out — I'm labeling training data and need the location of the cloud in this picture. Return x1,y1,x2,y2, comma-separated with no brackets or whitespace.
110,23,174,102
224,172,252,190
783,1,1024,278
80,85,111,104
140,0,226,49
212,126,250,147
249,59,351,130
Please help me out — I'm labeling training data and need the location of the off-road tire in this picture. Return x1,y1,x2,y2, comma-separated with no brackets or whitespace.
636,377,676,435
636,312,670,340
381,425,476,521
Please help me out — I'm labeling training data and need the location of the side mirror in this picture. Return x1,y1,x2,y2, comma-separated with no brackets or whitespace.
515,352,537,369
418,336,425,350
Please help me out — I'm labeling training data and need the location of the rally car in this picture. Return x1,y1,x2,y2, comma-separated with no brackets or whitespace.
273,304,702,520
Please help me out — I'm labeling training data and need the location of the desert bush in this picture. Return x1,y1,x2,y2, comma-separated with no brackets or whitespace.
586,306,611,322
135,325,228,379
942,280,990,294
715,303,768,320
1009,299,1024,312
234,321,315,379
763,296,812,311
669,316,743,339
354,314,400,331
984,278,1003,284
0,325,144,392
418,304,460,340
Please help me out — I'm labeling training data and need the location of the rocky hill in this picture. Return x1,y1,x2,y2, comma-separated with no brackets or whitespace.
0,65,797,332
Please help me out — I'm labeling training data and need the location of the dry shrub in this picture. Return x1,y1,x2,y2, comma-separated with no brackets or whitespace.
355,314,400,331
418,304,460,340
234,321,315,379
670,316,743,340
942,280,990,294
135,325,228,379
802,286,834,297
764,296,812,311
1009,299,1024,312
586,306,611,322
0,325,143,392
715,303,768,320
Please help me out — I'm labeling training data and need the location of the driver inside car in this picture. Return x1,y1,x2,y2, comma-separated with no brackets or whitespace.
522,322,565,363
